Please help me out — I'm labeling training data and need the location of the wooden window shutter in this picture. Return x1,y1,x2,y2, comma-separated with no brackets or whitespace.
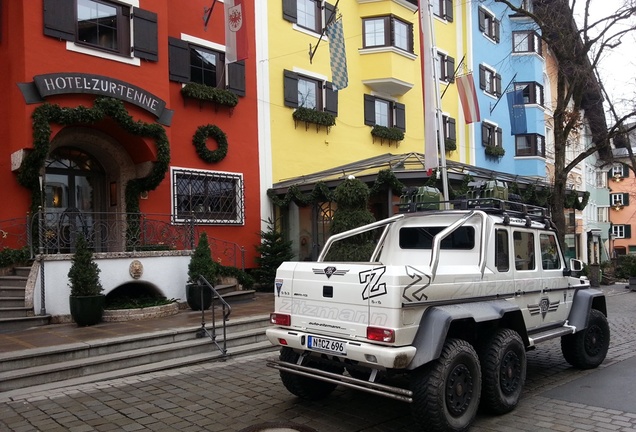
168,37,190,83
395,102,406,131
282,0,297,23
623,163,630,177
133,8,158,61
283,70,299,108
495,73,502,97
479,65,486,90
494,19,500,42
496,127,503,146
325,81,338,116
624,193,630,206
448,117,456,141
227,61,246,96
364,94,376,126
43,0,75,41
482,123,489,146
478,9,486,32
445,0,453,22
447,56,455,83
625,225,632,239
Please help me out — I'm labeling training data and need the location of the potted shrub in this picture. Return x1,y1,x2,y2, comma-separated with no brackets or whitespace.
186,232,220,310
68,235,105,326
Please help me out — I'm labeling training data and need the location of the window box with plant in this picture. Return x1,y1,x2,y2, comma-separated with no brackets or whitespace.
371,125,405,144
485,144,505,157
181,82,239,109
292,107,336,132
445,138,457,153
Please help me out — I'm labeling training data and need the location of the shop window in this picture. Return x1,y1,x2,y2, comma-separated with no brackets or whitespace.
478,7,500,42
512,31,542,55
43,0,157,61
284,70,338,115
479,64,502,97
362,16,414,53
364,95,406,131
432,0,454,22
283,0,336,35
169,38,246,96
172,169,245,225
515,134,545,157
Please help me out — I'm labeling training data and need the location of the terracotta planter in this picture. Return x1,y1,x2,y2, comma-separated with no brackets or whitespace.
186,283,212,311
69,294,105,326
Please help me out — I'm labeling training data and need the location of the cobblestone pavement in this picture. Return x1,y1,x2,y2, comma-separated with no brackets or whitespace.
1,285,635,432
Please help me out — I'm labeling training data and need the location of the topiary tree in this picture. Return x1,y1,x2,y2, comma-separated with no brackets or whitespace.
253,218,293,290
187,232,220,284
68,235,103,297
325,177,376,261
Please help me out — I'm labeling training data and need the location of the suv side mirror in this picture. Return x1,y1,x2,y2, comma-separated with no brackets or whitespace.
564,258,585,277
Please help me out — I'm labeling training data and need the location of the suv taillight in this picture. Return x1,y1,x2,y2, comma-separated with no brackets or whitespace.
270,313,291,326
367,326,395,343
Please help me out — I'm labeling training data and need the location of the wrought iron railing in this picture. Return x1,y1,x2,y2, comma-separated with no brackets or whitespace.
0,210,245,269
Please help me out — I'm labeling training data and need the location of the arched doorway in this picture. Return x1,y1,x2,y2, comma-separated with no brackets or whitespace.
44,147,106,252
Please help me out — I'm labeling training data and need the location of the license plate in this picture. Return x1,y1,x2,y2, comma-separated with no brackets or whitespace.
308,335,347,355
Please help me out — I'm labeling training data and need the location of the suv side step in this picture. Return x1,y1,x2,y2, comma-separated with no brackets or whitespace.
266,360,413,403
528,326,575,346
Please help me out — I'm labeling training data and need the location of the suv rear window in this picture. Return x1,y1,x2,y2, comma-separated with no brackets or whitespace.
399,226,475,250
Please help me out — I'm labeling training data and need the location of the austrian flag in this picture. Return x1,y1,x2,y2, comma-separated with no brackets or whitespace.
225,0,248,64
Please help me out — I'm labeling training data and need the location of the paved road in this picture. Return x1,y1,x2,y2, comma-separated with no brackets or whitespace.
1,285,636,432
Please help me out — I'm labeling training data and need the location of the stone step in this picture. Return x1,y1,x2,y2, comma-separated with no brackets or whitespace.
0,298,25,308
0,341,277,402
0,276,28,288
14,267,32,278
217,289,256,303
0,307,31,318
0,315,51,334
0,287,26,297
0,319,273,392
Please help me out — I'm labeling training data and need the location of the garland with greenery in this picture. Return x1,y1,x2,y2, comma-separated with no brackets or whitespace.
371,125,405,142
18,98,170,217
267,169,404,208
293,107,336,127
193,125,228,163
181,82,239,108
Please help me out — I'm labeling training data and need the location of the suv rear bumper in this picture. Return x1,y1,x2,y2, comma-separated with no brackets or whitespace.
266,327,417,369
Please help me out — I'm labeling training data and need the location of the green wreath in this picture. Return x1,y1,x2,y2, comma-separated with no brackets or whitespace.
193,124,228,163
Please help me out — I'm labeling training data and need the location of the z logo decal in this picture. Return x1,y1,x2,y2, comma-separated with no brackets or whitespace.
402,266,431,302
360,267,387,300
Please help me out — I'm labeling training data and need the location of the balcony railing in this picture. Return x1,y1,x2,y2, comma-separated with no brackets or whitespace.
0,210,245,269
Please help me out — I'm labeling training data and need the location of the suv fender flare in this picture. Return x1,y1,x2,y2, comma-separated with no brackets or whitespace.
568,288,608,330
407,300,523,370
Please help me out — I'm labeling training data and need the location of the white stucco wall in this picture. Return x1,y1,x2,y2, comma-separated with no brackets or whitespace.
32,252,191,317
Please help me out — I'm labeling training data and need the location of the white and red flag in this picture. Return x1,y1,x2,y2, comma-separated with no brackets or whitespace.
456,73,481,124
225,0,248,64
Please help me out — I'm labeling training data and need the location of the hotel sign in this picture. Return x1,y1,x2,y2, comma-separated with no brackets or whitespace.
19,72,173,126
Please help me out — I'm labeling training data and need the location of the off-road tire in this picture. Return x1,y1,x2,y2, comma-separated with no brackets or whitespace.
411,339,482,432
478,329,526,414
279,347,341,400
561,309,610,369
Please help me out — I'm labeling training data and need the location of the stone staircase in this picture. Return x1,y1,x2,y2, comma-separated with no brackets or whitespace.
0,314,275,399
0,265,50,334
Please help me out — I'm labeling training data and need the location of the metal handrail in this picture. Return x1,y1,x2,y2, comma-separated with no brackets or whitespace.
195,275,232,355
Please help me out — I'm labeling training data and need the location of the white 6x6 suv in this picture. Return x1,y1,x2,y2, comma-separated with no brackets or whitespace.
266,198,609,432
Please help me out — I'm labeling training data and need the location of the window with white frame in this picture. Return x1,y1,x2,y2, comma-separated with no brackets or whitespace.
611,224,630,239
479,65,501,97
172,169,244,225
512,31,542,55
283,70,338,116
515,82,544,105
597,206,608,223
596,171,607,188
432,0,454,22
437,52,455,82
611,193,628,207
515,134,545,157
362,16,414,53
611,164,629,179
283,0,336,35
364,95,406,130
481,122,502,147
478,8,500,42
43,0,158,62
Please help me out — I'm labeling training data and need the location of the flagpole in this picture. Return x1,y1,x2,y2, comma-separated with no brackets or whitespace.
419,0,450,205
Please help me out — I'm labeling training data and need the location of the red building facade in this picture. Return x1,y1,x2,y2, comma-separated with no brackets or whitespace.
0,0,260,267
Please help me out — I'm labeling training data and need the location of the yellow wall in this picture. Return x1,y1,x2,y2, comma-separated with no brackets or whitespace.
267,1,436,183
